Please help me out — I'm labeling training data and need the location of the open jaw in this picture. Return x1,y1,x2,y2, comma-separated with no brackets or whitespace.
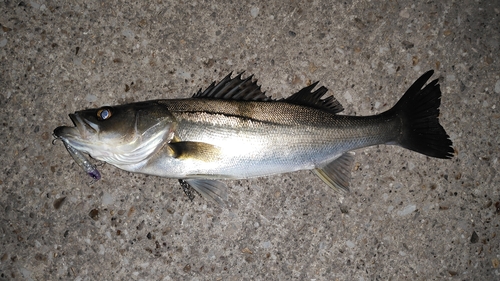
53,114,97,152
56,113,98,138
69,113,99,136
52,115,102,181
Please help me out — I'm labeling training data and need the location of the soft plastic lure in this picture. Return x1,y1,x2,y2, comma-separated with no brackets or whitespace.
60,139,101,181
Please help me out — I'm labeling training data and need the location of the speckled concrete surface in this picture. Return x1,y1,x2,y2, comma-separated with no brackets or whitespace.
1,0,499,280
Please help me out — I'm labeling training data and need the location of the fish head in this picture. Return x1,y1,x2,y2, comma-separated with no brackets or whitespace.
54,101,176,166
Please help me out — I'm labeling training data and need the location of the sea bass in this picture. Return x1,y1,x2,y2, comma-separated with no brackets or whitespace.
53,70,454,204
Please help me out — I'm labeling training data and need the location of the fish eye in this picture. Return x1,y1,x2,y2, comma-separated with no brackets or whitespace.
97,107,112,120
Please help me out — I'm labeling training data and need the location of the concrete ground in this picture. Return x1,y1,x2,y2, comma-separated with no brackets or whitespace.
1,0,499,280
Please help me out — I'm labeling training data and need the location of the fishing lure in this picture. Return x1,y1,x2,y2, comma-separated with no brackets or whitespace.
58,138,101,181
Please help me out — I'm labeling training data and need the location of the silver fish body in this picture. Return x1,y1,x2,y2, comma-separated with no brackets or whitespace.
54,71,453,204
137,99,397,178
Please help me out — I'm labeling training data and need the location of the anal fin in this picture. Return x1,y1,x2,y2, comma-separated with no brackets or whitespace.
313,152,355,193
180,179,228,206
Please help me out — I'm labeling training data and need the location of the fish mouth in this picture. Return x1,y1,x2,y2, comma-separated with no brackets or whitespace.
69,113,100,134
53,113,99,143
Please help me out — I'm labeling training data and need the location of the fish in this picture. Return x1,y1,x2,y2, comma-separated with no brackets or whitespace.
53,70,454,205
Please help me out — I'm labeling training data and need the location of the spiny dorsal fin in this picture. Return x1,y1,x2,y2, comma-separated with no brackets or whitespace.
192,72,273,101
285,82,344,114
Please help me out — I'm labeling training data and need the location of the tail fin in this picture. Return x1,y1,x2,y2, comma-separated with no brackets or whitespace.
386,70,454,159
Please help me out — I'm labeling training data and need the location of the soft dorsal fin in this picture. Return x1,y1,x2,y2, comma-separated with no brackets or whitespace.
285,82,344,114
192,72,273,101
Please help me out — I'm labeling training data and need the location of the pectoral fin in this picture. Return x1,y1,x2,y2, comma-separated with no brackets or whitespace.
313,152,355,193
180,179,228,206
168,141,221,162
